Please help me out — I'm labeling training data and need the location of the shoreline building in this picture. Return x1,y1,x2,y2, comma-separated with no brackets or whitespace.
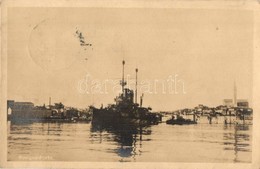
223,81,249,108
223,99,249,108
223,99,233,107
7,100,52,121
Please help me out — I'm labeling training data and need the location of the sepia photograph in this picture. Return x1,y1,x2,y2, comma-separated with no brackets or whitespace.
1,0,260,168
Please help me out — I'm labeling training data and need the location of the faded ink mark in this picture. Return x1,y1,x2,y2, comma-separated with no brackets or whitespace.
75,28,92,47
33,19,47,30
75,28,93,61
28,19,78,71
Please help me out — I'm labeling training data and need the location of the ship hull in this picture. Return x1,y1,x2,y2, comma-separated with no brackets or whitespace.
9,109,52,123
9,109,91,124
91,108,161,128
166,119,197,125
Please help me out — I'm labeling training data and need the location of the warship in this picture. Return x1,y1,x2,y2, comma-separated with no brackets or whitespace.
91,60,162,127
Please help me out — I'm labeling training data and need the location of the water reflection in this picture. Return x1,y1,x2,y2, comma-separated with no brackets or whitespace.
223,124,251,162
90,121,152,161
8,120,252,162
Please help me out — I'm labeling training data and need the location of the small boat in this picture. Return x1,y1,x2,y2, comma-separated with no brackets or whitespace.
166,114,197,125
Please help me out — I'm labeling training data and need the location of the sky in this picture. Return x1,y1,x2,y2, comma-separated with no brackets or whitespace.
7,8,253,111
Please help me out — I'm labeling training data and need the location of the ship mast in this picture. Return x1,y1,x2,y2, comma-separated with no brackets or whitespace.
135,68,138,104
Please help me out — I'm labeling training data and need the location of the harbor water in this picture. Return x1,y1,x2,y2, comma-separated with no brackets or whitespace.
8,117,252,162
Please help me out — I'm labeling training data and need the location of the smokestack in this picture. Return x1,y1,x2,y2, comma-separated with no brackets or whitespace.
121,60,126,93
49,97,51,106
140,93,144,107
234,81,237,107
135,68,138,104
